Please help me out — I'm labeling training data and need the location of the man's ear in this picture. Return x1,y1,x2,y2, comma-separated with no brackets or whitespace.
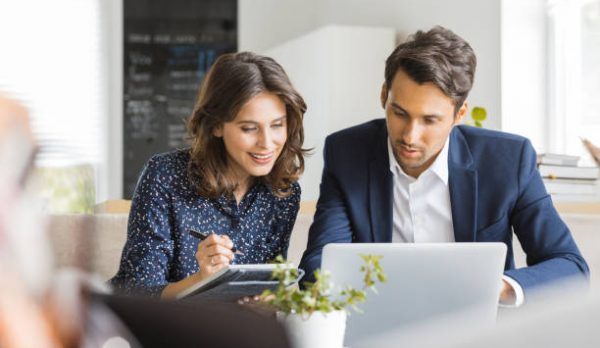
380,82,388,109
455,102,468,125
212,125,223,137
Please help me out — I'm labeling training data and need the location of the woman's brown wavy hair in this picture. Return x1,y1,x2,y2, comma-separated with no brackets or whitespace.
186,52,308,198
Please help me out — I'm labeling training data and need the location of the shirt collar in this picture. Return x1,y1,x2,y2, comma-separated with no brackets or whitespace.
429,137,449,185
387,136,449,185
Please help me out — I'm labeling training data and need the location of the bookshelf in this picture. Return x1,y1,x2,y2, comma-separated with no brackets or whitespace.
538,154,600,207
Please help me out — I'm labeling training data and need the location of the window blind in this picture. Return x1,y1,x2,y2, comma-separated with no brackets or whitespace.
546,0,600,160
0,0,105,168
0,0,109,212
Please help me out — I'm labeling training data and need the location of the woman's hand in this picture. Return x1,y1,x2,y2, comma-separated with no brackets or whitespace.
161,233,235,299
196,234,235,279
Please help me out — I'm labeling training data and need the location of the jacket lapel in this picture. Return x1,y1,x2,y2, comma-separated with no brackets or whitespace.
448,127,478,242
369,126,393,243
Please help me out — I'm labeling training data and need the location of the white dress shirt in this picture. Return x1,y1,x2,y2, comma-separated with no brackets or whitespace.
387,137,524,307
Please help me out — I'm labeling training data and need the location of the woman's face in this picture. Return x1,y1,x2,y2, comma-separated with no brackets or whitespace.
213,92,287,182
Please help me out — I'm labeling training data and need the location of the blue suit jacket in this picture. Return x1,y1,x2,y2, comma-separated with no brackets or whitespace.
299,119,589,294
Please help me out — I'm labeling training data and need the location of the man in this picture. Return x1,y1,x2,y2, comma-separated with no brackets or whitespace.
299,26,588,305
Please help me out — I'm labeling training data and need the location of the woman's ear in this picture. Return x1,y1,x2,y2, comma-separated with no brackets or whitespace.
212,125,223,137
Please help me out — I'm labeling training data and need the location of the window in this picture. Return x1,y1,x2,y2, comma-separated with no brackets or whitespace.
547,0,600,162
0,0,108,213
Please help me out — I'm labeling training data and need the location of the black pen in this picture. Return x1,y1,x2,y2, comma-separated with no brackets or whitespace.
189,229,244,255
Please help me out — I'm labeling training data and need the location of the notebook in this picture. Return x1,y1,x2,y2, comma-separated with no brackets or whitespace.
175,264,303,302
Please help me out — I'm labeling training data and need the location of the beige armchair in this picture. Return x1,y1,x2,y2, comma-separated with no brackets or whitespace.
47,213,129,280
47,201,314,281
93,199,132,214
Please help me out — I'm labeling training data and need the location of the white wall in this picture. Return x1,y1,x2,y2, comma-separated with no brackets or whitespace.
240,0,503,202
105,1,511,199
265,26,396,200
240,0,503,130
501,0,547,151
238,0,321,53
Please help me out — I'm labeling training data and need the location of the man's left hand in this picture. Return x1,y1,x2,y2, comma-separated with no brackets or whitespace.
499,279,516,304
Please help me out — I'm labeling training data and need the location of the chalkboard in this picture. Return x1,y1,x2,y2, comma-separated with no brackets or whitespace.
123,0,237,198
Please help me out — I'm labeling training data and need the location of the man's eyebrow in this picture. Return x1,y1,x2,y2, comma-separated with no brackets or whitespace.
391,103,443,119
391,103,411,116
391,102,407,113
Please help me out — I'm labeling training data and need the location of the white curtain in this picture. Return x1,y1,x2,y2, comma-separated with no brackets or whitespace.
547,0,600,160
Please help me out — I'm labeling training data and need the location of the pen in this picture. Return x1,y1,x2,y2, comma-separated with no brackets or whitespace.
189,229,244,255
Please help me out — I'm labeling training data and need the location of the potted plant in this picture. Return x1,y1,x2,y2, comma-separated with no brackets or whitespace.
466,106,487,128
260,254,386,348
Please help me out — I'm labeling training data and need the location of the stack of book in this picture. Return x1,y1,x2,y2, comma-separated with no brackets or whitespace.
538,153,600,201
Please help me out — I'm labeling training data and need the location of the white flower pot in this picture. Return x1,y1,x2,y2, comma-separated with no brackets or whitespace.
277,310,347,348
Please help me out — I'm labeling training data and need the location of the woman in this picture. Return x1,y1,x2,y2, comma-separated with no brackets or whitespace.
110,52,308,298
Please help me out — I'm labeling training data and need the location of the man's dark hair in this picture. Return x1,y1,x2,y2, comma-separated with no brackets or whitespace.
384,26,477,113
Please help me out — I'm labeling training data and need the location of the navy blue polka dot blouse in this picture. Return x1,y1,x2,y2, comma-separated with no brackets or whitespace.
109,149,301,296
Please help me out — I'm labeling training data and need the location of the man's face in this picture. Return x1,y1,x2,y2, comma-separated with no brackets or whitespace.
381,69,467,178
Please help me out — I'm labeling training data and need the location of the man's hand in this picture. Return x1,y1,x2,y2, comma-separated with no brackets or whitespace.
499,279,516,304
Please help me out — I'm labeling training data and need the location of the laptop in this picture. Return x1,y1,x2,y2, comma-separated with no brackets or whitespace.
321,243,507,346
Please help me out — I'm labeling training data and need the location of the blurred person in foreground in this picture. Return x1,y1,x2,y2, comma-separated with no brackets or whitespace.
0,95,291,348
0,95,62,347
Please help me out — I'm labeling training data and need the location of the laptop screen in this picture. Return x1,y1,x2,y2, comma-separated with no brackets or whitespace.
321,242,506,346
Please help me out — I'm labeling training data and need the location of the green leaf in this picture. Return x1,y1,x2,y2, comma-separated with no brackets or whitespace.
471,107,487,121
261,254,386,315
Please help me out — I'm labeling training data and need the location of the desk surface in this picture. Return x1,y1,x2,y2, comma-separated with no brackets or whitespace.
554,202,600,215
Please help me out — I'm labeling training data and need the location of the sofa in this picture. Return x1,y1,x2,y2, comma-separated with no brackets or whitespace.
46,211,313,281
47,209,599,290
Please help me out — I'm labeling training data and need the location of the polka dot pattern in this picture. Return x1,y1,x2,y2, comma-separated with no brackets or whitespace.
109,149,300,296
